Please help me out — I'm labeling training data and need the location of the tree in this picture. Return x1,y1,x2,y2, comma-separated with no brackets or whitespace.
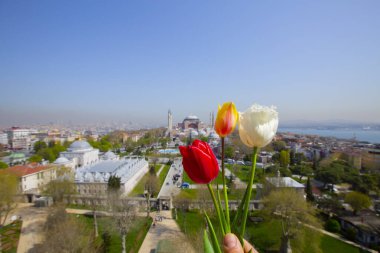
272,141,286,152
224,145,235,159
0,172,18,225
279,150,290,168
114,204,136,253
325,219,340,233
0,161,8,169
144,175,159,217
42,167,76,203
107,175,121,213
291,164,313,180
28,154,43,163
345,191,371,215
263,189,321,253
37,148,55,162
315,165,344,189
33,141,47,153
30,206,99,253
305,177,315,202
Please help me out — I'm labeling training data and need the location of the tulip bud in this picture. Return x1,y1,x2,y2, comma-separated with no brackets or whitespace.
214,102,238,138
239,104,278,148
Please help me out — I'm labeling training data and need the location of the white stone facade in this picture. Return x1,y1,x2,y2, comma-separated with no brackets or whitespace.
60,140,99,168
75,157,148,196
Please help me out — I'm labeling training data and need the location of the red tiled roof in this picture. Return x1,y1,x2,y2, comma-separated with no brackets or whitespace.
4,163,49,177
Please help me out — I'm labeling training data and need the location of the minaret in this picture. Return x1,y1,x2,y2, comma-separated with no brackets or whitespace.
211,111,215,128
168,110,173,132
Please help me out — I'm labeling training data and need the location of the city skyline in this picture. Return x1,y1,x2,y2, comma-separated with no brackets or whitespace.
1,1,380,126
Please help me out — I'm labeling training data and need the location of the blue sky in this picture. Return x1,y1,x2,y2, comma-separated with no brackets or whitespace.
0,0,379,126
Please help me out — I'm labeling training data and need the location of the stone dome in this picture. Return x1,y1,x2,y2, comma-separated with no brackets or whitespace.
185,115,199,120
68,140,93,151
54,157,70,164
103,151,117,160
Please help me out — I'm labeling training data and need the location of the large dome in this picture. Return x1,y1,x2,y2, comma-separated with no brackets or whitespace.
68,140,93,151
103,151,117,160
54,157,70,164
185,115,199,120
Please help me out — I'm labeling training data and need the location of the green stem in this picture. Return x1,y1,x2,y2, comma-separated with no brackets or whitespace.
205,212,222,253
232,182,247,231
221,137,231,232
216,188,228,233
240,147,259,241
207,183,226,236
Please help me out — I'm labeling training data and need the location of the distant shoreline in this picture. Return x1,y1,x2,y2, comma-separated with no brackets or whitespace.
279,127,380,144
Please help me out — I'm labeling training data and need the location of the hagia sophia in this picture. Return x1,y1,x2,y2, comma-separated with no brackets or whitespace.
166,110,219,146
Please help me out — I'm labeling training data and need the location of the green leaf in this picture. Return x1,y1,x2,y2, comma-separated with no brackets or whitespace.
205,212,222,253
203,230,215,253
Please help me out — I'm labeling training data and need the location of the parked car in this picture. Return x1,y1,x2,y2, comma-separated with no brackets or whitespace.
181,182,190,189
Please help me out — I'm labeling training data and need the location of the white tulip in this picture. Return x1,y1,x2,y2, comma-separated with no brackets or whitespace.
239,104,279,148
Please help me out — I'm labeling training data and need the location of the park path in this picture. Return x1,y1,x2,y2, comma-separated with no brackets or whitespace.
138,210,195,253
12,204,49,253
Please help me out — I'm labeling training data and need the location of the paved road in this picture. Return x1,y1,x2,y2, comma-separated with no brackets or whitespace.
138,210,195,253
157,159,182,198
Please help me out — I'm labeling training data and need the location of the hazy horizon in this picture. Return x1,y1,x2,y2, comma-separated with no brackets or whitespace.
1,1,379,127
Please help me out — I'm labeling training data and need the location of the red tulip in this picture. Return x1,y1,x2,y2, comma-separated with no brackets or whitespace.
179,140,219,184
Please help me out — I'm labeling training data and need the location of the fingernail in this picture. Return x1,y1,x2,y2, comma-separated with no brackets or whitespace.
224,233,237,249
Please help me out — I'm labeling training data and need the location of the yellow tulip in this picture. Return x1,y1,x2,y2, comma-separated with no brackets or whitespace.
214,102,238,137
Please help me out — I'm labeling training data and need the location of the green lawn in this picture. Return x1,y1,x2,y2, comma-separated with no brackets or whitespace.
158,165,170,188
175,210,368,253
226,164,265,183
75,214,152,253
182,170,228,185
128,164,162,197
176,187,256,201
0,220,22,253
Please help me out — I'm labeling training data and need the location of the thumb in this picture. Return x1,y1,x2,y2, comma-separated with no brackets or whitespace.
223,233,244,253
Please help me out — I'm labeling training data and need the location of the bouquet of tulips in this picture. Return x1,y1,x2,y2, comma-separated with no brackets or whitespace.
179,103,278,253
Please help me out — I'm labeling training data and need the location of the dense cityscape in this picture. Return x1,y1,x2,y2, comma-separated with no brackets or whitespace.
0,110,380,252
1,1,380,253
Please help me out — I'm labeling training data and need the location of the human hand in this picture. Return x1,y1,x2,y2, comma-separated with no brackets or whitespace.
223,233,258,253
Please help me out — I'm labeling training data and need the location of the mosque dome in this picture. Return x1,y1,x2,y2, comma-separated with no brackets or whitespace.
103,151,117,160
68,140,93,151
54,157,70,164
185,115,199,120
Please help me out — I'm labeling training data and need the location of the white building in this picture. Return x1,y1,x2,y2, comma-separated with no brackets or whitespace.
101,151,119,161
6,127,31,150
0,132,8,145
53,156,76,171
4,163,57,202
60,140,99,168
74,156,148,196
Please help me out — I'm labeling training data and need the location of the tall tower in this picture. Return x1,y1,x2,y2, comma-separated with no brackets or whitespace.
211,111,215,128
168,110,173,132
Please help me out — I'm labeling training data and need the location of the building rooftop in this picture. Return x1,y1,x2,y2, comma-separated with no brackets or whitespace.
75,157,147,183
266,176,305,188
4,163,49,177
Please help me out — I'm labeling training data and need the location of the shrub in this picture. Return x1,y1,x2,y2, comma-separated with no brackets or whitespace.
325,219,341,233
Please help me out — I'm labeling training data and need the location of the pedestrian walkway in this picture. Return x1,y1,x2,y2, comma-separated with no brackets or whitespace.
138,210,195,253
15,205,49,253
